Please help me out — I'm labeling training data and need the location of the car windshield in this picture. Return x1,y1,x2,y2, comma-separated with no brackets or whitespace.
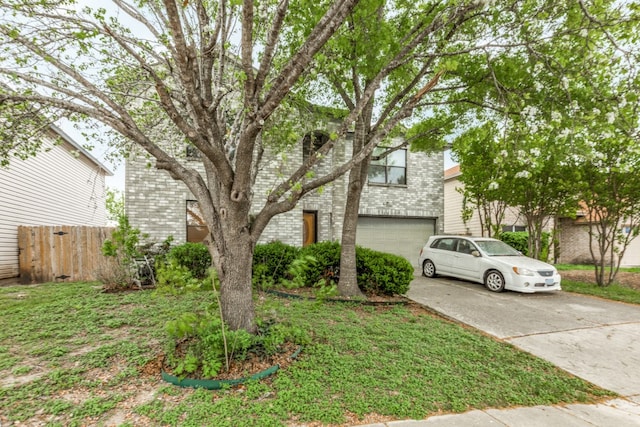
475,240,521,256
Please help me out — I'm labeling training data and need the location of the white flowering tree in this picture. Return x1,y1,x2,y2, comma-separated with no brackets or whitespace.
571,47,640,285
451,1,639,262
452,123,509,238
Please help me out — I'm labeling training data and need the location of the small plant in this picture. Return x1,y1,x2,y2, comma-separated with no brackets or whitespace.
164,305,309,380
100,215,170,290
155,260,211,295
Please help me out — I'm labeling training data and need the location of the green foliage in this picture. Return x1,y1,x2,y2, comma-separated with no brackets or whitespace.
102,215,144,260
500,232,551,261
294,241,413,296
356,247,414,295
155,261,211,295
105,188,124,223
155,243,214,294
164,309,309,379
165,242,212,279
252,241,301,288
500,232,529,255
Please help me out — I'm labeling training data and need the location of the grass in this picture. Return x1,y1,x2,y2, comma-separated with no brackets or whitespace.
561,281,640,304
556,263,640,273
555,263,640,304
0,282,615,426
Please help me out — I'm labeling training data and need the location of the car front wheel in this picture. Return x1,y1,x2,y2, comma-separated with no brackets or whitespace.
484,270,505,292
422,260,436,278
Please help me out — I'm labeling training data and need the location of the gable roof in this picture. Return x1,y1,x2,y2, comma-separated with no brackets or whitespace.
49,124,113,176
444,164,461,181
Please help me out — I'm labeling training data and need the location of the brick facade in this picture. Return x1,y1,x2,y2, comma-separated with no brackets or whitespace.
125,135,444,247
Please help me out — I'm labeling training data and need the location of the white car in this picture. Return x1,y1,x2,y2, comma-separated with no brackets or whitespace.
418,235,561,293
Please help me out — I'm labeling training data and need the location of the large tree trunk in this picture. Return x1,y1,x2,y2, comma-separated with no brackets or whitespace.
337,113,371,298
217,232,256,333
203,181,257,333
337,160,367,297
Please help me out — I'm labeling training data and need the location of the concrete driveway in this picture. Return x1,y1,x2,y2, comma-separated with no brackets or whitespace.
407,275,640,400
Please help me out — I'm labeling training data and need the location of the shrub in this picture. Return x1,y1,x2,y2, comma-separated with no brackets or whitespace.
166,242,211,279
291,241,414,296
164,309,309,379
500,231,551,261
155,261,212,295
252,241,301,288
297,241,342,285
356,247,414,295
100,215,172,289
500,232,529,255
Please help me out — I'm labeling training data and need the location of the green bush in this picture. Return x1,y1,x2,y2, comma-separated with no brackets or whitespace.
298,241,342,285
500,232,529,255
166,242,211,279
252,241,301,288
155,260,213,295
500,231,551,261
356,247,414,295
293,241,414,296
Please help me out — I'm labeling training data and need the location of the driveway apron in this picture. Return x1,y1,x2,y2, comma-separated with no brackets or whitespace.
406,276,640,399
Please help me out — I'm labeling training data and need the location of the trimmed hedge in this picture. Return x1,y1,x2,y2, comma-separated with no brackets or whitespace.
252,241,301,286
295,241,414,296
162,240,414,296
356,247,414,296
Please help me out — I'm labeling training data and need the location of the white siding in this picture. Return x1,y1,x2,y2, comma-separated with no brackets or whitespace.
444,174,524,236
0,136,108,279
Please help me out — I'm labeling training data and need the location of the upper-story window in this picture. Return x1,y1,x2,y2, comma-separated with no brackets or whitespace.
368,147,406,185
303,132,330,162
186,144,201,160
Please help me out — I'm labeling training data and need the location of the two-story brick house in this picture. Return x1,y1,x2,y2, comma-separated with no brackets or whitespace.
125,133,444,267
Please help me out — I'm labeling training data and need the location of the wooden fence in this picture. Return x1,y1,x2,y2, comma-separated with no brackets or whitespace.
18,226,116,284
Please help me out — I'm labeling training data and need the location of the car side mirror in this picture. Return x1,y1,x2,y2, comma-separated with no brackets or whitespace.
471,250,480,257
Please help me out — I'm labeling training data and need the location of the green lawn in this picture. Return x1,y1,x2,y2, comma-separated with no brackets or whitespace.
0,282,614,426
556,263,640,273
561,281,640,304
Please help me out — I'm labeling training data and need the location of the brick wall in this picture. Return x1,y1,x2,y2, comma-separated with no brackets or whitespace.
125,135,444,246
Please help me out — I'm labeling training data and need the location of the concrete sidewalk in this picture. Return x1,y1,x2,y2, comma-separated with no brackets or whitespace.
357,276,640,426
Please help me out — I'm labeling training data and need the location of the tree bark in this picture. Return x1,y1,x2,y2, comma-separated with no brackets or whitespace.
216,231,256,333
337,114,371,298
337,159,368,297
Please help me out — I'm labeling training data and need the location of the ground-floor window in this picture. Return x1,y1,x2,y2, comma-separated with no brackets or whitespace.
187,200,209,242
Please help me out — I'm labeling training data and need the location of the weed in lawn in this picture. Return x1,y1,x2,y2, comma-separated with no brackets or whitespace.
71,394,126,419
10,366,32,376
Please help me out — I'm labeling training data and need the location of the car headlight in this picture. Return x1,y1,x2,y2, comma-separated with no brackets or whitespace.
512,267,535,276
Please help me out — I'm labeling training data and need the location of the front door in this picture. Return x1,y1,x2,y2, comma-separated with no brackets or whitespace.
303,211,317,246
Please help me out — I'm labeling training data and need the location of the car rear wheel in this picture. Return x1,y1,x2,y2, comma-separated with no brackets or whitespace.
484,270,505,292
422,260,436,278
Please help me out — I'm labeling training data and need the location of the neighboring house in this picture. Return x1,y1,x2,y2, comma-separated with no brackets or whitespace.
444,165,640,267
444,165,526,236
125,133,444,267
557,206,640,268
0,125,112,280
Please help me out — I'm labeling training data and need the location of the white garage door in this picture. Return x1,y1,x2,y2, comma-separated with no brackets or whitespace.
356,217,436,267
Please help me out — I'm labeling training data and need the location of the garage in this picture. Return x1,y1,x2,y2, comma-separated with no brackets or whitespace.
356,216,436,267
